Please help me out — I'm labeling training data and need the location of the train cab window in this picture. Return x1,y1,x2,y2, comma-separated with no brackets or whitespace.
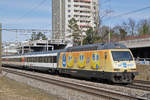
111,51,133,61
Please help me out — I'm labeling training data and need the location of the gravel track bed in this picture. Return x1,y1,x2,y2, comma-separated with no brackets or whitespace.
3,68,150,98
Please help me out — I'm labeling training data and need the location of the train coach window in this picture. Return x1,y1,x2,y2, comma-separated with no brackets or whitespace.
2,58,4,61
32,57,35,62
37,57,39,62
27,58,29,62
40,57,43,62
39,57,42,62
16,58,18,62
35,57,37,62
17,58,19,62
45,57,48,63
35,57,38,62
53,56,57,63
32,57,36,62
30,57,32,62
44,57,46,62
43,56,46,62
48,56,52,63
19,58,21,62
42,57,44,62
14,58,16,62
38,57,40,62
29,57,31,62
47,57,49,63
27,57,29,62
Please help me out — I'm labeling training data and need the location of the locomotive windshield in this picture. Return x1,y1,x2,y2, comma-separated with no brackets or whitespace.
111,51,133,61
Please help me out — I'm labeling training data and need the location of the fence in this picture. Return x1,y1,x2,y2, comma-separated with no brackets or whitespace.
135,58,150,65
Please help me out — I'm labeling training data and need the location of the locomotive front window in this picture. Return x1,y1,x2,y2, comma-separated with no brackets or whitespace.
111,51,133,61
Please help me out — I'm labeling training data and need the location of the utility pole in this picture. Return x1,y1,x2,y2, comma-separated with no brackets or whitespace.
0,23,2,73
108,0,111,43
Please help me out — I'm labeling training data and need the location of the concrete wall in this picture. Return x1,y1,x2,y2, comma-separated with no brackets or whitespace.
135,65,150,81
119,38,150,48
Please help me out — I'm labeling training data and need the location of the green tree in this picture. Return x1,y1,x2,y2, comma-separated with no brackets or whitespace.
119,28,127,39
68,18,82,46
83,27,103,44
30,32,47,41
83,27,94,44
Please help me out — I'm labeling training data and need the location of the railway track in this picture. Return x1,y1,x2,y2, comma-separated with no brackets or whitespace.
127,80,150,92
2,67,148,100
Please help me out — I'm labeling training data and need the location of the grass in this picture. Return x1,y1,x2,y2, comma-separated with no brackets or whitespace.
0,76,58,100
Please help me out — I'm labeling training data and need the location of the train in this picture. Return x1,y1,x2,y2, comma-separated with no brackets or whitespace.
2,43,138,83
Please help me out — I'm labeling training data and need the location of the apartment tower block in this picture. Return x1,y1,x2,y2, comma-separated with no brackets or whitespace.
52,0,99,42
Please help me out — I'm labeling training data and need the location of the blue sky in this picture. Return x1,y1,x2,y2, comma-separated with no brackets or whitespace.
0,0,150,42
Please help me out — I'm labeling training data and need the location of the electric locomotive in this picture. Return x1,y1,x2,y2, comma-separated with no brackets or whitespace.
58,43,138,83
2,43,138,83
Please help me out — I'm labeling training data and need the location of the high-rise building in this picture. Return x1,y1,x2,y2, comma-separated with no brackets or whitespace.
52,0,99,42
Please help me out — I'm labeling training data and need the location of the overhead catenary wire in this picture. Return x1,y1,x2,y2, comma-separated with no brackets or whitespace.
15,0,48,23
1,28,67,33
104,6,150,21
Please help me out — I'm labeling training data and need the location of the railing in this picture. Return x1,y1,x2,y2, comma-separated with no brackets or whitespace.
135,58,150,65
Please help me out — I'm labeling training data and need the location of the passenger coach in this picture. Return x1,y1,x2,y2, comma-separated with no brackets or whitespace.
2,43,138,83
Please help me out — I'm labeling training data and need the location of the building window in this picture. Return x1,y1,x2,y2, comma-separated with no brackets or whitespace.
68,15,71,17
74,15,79,17
68,5,71,7
68,10,71,12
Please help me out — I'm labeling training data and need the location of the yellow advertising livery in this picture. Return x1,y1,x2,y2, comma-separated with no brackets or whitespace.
58,43,137,83
2,43,138,84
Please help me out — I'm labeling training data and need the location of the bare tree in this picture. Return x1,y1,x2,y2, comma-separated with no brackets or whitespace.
137,19,150,35
128,18,136,36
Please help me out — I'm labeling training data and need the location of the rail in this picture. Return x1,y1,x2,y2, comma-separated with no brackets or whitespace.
2,68,148,100
126,80,150,91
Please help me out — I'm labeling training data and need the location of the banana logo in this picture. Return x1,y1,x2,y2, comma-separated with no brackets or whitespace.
67,53,74,68
91,53,100,69
78,53,86,68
